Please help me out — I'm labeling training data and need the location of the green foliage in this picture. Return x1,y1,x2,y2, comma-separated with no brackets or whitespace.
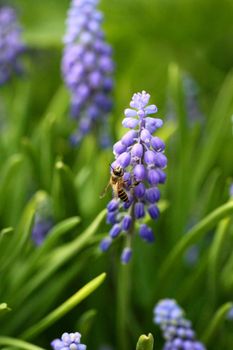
0,0,233,349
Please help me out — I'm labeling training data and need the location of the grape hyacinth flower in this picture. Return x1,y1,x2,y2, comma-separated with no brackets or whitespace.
31,197,54,246
0,6,25,85
62,0,114,147
51,332,86,350
182,74,204,125
100,91,167,263
154,299,206,350
31,214,53,246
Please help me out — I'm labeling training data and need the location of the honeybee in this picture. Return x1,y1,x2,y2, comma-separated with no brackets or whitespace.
100,165,129,202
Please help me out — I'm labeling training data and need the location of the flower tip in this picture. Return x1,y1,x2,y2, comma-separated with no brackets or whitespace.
121,247,132,264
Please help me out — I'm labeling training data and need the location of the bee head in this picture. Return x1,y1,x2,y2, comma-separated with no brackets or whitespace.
112,165,124,177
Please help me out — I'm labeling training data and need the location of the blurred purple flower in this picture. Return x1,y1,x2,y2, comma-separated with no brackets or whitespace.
31,215,53,246
0,6,25,85
62,0,114,147
154,299,206,350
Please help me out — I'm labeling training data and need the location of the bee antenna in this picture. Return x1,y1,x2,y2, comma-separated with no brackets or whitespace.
109,163,114,170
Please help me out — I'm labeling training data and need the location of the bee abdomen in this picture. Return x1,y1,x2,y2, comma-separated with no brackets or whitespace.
118,189,128,202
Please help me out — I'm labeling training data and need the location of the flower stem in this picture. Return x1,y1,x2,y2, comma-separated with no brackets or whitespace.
116,260,131,350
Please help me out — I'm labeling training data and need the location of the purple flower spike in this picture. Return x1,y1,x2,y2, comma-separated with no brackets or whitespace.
154,299,206,350
51,332,86,350
0,7,26,85
121,247,132,264
101,91,167,263
62,0,114,147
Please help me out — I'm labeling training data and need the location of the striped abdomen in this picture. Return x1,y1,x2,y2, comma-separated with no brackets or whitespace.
118,188,128,202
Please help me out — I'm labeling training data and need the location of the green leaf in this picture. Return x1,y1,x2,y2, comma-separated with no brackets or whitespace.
208,216,232,303
136,333,154,350
21,273,106,340
0,227,13,242
0,336,45,350
0,154,23,215
37,216,81,255
13,209,106,305
21,138,41,185
52,161,79,220
159,201,233,281
0,191,49,270
202,302,233,345
77,309,97,338
43,85,69,123
192,71,233,197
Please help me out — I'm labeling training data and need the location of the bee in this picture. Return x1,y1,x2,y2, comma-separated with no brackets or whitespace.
100,165,129,202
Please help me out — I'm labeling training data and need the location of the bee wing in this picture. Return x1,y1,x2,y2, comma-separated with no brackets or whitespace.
99,181,111,199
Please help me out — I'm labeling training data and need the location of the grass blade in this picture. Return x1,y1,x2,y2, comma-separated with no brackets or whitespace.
21,273,106,340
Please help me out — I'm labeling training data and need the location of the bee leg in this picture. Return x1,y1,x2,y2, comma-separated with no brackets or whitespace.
99,182,110,199
128,180,141,189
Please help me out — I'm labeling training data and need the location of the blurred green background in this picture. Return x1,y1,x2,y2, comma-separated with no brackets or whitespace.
1,0,233,349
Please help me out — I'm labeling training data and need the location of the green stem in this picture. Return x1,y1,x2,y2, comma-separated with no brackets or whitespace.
116,262,131,350
201,302,233,345
159,201,233,281
0,337,45,350
116,202,135,350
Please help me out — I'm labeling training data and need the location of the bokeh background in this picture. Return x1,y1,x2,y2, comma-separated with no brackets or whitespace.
1,0,233,349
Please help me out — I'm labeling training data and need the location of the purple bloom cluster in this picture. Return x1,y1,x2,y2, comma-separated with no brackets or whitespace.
31,214,53,246
100,91,167,263
51,332,86,350
154,299,206,350
0,6,25,85
31,198,54,246
62,0,114,147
